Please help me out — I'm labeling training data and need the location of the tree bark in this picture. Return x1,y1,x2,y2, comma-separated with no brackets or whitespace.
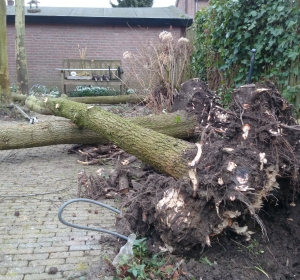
69,94,145,104
15,0,29,95
26,96,197,179
13,93,145,104
0,110,197,150
0,0,11,104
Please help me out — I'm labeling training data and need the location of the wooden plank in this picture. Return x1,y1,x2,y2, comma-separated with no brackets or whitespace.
66,76,93,80
61,59,123,94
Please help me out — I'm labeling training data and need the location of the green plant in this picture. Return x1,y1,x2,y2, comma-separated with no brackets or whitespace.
254,265,270,279
114,237,167,279
133,238,148,260
199,256,217,266
231,238,269,278
47,86,60,98
234,238,265,256
10,83,18,93
193,0,300,108
69,86,122,97
245,239,265,255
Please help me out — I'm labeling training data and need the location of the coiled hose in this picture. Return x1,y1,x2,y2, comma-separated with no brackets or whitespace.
58,198,128,241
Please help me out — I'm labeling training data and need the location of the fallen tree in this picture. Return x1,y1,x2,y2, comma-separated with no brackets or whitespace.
0,111,198,150
13,93,145,104
26,79,300,252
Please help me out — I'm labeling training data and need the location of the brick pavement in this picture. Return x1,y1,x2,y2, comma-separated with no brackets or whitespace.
0,116,117,280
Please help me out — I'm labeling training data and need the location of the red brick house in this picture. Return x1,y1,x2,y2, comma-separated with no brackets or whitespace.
6,4,192,91
176,0,209,18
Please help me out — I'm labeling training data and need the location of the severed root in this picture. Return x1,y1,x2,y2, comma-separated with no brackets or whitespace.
118,174,129,194
121,155,137,165
188,169,198,197
188,143,202,167
77,159,99,165
188,143,202,196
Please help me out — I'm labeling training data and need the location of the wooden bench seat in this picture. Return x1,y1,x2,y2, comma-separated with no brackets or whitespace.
57,59,124,94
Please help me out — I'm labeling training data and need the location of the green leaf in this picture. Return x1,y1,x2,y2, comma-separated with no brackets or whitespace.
131,269,138,277
244,32,251,39
288,51,299,60
287,20,297,29
248,21,256,30
277,6,284,12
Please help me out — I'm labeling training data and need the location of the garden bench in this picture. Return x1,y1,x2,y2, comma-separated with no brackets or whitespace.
56,59,124,95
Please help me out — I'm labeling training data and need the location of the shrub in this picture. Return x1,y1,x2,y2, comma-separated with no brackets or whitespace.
123,31,194,112
193,0,300,107
69,86,126,97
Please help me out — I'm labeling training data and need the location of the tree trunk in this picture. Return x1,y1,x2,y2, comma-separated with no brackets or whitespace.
69,94,145,104
0,110,197,150
26,96,197,179
13,93,146,104
15,0,29,95
0,0,11,104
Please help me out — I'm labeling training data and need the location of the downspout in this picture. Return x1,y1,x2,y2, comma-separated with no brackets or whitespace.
195,0,198,17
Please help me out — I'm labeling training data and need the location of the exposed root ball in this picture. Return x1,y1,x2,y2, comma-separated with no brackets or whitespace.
155,184,216,252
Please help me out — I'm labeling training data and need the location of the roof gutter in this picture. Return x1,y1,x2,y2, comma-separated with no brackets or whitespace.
6,15,193,28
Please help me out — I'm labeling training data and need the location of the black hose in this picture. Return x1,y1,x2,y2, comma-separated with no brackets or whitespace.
58,198,128,241
247,48,257,84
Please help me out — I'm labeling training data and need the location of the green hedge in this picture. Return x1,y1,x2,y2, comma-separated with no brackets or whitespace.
193,0,300,107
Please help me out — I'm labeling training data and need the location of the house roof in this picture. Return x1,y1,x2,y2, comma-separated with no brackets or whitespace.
6,5,193,27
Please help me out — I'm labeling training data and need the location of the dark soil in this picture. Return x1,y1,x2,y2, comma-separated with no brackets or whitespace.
84,170,300,280
80,79,300,280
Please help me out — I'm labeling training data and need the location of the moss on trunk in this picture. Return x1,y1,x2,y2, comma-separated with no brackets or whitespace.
0,0,11,104
0,111,197,150
27,96,197,178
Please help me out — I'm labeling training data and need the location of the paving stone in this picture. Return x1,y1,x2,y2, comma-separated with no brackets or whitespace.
0,255,13,262
69,244,102,251
37,236,69,243
7,233,55,239
33,246,68,254
6,266,46,275
18,242,52,248
29,258,65,267
23,273,64,280
66,256,94,264
0,268,7,275
49,251,84,259
2,248,34,255
0,275,24,280
0,261,29,267
45,263,80,272
13,253,49,261
0,140,116,280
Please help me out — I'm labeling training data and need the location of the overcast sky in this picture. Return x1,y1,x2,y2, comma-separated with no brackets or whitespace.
23,0,176,8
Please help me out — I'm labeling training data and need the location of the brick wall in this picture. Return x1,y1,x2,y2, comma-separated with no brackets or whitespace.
7,24,185,91
176,0,209,18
